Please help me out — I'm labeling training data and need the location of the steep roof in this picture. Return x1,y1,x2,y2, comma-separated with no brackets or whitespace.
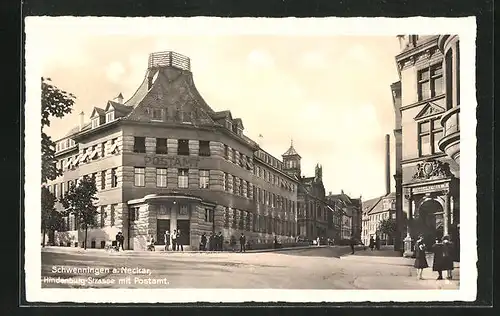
282,141,300,157
362,197,382,215
106,101,133,114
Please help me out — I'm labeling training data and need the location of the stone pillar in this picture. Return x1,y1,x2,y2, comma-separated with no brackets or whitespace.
214,205,225,232
170,205,178,234
167,139,178,155
188,140,199,157
443,190,450,236
167,168,177,189
188,168,198,189
210,141,224,158
145,137,156,154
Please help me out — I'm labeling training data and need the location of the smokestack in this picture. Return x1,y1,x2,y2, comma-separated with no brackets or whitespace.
385,134,390,195
79,111,85,131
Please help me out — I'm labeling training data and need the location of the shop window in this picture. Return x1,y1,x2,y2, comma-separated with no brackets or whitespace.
156,138,168,154
133,137,146,153
199,141,211,157
205,208,214,223
177,139,189,156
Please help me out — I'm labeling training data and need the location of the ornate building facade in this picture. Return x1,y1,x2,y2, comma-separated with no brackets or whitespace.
361,193,396,246
46,51,299,250
393,36,460,256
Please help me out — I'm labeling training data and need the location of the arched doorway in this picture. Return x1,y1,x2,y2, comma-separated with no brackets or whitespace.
415,199,444,246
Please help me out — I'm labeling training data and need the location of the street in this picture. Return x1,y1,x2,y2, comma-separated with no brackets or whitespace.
41,247,460,290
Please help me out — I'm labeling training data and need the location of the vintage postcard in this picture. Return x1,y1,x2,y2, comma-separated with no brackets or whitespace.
24,17,477,303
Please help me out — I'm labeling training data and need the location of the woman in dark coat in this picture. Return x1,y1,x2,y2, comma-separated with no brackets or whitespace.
413,235,428,280
442,235,454,279
432,236,445,280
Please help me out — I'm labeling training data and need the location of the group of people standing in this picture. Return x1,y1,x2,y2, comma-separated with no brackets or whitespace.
158,229,185,251
413,235,455,280
199,232,225,251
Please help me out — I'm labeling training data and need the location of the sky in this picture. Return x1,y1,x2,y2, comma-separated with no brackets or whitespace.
37,24,402,201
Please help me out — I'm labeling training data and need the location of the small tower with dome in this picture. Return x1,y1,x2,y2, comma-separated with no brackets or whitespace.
282,139,301,178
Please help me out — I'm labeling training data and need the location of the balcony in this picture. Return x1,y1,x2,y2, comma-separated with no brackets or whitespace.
148,51,191,71
438,105,460,165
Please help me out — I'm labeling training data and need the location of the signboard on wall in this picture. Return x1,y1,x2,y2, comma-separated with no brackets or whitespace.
412,182,449,194
144,156,200,168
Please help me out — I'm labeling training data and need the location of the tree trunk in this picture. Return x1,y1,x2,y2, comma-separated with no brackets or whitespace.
84,225,88,250
42,227,46,247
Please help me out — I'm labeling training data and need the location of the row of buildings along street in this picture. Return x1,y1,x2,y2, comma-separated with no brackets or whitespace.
43,35,460,258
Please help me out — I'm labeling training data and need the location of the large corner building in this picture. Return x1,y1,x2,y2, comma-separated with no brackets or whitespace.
392,35,460,256
47,51,301,250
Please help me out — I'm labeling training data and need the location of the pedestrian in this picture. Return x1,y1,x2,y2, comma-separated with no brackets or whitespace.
200,233,207,251
218,232,224,251
442,235,454,280
432,236,445,280
274,236,279,249
171,229,177,251
115,232,121,251
413,234,428,280
147,235,155,251
316,236,320,247
208,232,214,251
177,229,183,251
350,234,355,254
375,235,381,250
239,233,246,252
164,230,170,251
369,236,375,251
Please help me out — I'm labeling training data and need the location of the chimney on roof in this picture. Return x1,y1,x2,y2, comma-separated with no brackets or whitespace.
114,93,124,104
385,134,391,195
79,111,85,131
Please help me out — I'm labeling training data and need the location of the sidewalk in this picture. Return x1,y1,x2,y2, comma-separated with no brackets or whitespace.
41,245,321,256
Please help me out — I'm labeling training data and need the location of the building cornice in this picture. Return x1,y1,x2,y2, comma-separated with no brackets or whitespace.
400,94,445,112
401,153,447,165
395,36,439,72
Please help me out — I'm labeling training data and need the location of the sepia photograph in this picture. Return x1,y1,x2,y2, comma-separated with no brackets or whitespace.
24,17,477,303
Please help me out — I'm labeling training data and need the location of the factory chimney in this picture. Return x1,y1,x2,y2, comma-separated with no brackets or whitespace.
385,134,390,195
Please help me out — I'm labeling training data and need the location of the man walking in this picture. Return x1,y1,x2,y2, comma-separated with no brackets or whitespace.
239,233,246,252
171,229,177,251
350,234,356,254
217,232,224,251
200,233,207,251
208,232,214,251
177,229,184,251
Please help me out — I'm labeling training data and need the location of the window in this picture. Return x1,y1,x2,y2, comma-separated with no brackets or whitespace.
178,139,189,156
178,169,189,188
156,138,168,154
232,149,237,163
204,208,214,223
179,205,188,215
156,168,167,187
418,63,443,101
100,206,105,228
151,108,163,121
199,141,210,157
111,168,117,188
133,137,146,153
223,173,227,191
224,145,229,159
130,207,139,222
199,170,210,189
101,142,106,157
232,209,237,229
247,181,251,199
106,111,115,123
54,183,58,198
101,170,106,189
418,118,444,156
110,204,116,226
224,207,230,228
134,167,145,187
239,210,244,230
91,118,100,129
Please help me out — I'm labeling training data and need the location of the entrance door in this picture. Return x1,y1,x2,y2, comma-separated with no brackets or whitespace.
416,199,443,246
177,220,190,245
157,219,170,245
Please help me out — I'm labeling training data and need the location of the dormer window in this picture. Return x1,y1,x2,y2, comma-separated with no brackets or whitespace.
91,117,100,129
106,111,115,123
151,108,163,121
